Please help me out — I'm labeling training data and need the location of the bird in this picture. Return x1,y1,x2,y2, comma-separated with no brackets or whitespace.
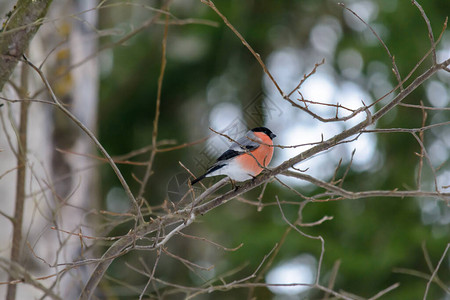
191,127,276,185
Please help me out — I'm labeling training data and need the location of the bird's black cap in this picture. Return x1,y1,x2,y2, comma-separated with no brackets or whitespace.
251,127,276,140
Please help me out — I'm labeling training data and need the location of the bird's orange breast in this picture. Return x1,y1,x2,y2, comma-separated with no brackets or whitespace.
235,131,274,176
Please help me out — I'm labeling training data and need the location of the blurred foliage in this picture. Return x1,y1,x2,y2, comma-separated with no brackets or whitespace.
97,0,449,299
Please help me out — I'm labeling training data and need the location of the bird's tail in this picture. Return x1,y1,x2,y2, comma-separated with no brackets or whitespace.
190,173,206,185
191,164,224,185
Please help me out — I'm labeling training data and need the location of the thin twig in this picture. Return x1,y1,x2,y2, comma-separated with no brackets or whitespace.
138,249,161,300
287,58,325,97
247,226,291,300
392,268,449,292
275,196,325,285
339,2,403,88
416,100,427,189
412,0,437,64
162,247,214,271
423,243,450,300
177,232,244,252
200,0,285,97
137,9,170,205
322,260,341,300
368,282,400,300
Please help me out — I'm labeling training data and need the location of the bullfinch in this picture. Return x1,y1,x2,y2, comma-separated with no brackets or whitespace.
191,127,276,184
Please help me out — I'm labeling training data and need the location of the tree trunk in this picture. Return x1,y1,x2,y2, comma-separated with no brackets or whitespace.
0,0,53,91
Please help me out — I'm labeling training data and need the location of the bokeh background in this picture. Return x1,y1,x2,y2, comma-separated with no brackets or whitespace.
0,0,449,299
96,0,450,299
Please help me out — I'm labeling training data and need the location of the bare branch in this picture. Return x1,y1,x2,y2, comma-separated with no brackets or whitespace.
282,170,449,201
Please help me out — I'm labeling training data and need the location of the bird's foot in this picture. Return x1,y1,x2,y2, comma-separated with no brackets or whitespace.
228,177,239,191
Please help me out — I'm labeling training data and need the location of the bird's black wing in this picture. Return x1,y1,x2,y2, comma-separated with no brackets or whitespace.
216,146,257,161
216,131,261,161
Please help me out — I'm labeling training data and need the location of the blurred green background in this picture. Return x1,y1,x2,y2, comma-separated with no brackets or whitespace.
96,0,449,299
